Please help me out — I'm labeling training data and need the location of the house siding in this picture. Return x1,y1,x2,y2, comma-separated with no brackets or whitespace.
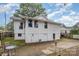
14,21,25,40
24,20,60,43
14,19,61,43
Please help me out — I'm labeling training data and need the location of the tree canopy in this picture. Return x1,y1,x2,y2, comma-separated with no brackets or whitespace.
6,21,14,31
14,3,46,17
0,26,4,30
0,21,13,31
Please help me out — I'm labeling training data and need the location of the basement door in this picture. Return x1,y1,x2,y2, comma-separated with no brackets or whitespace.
53,33,55,41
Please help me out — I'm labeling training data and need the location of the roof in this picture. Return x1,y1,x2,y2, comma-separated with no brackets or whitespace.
33,14,48,21
73,22,79,27
11,14,62,25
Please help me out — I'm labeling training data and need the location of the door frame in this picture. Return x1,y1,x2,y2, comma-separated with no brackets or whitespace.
53,33,55,41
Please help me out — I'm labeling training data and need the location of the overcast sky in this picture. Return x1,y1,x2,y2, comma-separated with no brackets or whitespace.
0,3,79,27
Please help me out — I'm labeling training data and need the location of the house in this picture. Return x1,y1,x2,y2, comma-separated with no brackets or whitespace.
11,15,62,43
73,22,79,29
60,24,72,37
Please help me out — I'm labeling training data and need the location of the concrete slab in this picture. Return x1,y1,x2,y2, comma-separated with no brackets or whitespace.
15,39,79,56
41,49,53,55
57,43,79,49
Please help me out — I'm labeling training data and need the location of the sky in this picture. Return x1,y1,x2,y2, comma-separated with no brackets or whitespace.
0,3,79,27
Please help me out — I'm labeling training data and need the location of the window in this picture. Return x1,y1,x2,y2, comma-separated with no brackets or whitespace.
18,33,22,37
34,20,38,28
44,22,48,29
19,22,23,29
28,19,32,27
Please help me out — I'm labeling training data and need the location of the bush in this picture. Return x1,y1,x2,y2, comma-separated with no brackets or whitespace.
70,29,79,35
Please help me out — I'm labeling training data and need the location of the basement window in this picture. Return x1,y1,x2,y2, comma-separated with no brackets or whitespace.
18,33,22,37
28,19,32,27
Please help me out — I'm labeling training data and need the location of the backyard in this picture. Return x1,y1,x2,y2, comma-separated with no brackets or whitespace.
1,37,79,56
14,38,79,56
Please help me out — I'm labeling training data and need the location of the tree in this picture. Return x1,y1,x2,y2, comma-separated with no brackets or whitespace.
0,26,4,30
14,3,46,17
6,21,14,31
0,22,13,31
70,29,79,35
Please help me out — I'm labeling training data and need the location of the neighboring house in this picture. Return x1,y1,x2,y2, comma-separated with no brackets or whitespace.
73,22,79,29
60,24,72,37
11,15,62,43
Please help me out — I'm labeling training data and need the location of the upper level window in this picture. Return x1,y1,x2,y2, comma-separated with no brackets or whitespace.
28,19,32,27
34,20,38,28
44,22,48,29
19,22,23,29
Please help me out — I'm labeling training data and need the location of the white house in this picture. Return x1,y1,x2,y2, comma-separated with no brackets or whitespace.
11,15,62,43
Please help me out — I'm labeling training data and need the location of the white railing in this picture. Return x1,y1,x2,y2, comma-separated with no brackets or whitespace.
73,35,79,39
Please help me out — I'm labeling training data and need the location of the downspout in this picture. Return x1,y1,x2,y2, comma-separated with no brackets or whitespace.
22,18,26,42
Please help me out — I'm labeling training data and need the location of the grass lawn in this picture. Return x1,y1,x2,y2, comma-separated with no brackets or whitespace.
2,37,25,46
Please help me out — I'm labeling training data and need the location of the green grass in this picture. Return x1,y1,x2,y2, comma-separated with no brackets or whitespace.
2,37,25,46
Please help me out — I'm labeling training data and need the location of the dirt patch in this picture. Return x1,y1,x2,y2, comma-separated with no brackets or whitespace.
15,39,79,56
